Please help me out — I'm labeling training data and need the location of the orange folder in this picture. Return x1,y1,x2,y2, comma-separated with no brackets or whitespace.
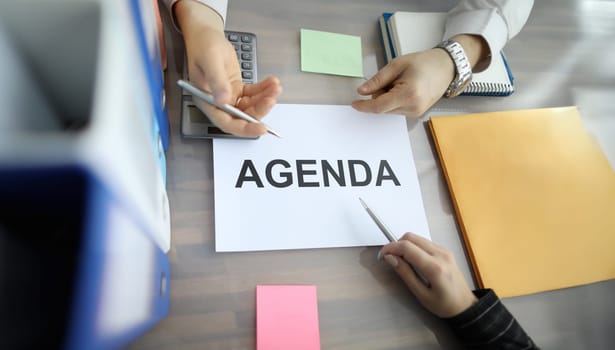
429,106,615,297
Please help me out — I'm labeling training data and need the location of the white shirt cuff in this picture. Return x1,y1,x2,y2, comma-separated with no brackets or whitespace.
161,0,227,32
443,8,508,72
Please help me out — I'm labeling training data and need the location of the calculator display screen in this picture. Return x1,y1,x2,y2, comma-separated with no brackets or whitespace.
187,105,228,136
187,105,209,123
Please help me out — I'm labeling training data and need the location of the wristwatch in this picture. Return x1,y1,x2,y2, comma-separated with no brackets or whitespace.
436,39,472,98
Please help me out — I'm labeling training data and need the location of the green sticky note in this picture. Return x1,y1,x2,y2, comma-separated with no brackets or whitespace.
300,29,363,78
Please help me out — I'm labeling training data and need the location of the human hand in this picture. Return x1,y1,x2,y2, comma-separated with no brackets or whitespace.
378,232,477,318
175,0,282,137
352,34,488,118
351,48,454,117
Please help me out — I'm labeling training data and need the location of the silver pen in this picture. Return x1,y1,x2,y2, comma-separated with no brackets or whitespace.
359,197,398,243
177,79,282,138
359,197,430,286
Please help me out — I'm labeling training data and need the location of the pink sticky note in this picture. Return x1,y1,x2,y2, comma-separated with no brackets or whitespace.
256,285,321,350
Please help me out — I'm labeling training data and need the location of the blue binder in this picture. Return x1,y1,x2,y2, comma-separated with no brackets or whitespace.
0,164,170,350
129,0,170,151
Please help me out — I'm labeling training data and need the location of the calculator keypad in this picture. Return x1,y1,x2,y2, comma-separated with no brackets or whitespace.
227,31,257,84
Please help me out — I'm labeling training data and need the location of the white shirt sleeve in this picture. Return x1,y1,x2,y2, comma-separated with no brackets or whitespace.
444,0,534,71
160,0,228,30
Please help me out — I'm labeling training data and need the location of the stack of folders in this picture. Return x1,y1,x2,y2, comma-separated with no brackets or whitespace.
0,1,171,349
379,11,515,96
429,106,615,298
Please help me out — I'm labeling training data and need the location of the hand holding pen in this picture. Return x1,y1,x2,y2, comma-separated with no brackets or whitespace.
359,198,477,318
174,0,282,139
178,79,282,138
378,232,478,318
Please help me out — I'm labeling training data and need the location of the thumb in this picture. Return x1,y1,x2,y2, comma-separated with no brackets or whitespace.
357,61,403,95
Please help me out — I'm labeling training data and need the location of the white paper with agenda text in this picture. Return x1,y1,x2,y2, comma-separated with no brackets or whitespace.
213,104,430,252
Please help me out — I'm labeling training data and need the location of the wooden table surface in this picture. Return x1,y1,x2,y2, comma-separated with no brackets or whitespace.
130,1,615,348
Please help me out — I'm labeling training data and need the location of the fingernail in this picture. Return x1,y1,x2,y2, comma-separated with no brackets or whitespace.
377,250,383,261
384,254,399,268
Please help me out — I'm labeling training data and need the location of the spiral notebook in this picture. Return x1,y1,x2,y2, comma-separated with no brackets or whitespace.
379,11,514,96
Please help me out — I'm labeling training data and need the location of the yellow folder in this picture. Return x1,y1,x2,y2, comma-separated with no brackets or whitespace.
429,106,615,297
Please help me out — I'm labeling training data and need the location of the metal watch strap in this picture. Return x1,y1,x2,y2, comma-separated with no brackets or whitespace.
436,40,472,98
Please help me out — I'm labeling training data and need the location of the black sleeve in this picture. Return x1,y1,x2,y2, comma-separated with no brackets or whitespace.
443,289,538,349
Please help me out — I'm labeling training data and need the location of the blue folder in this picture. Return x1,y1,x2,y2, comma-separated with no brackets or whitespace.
0,164,170,350
129,0,170,152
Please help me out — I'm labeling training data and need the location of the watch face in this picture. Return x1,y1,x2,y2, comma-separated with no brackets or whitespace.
449,75,472,97
459,76,472,91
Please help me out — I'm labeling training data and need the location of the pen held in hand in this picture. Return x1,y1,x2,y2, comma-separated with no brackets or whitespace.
359,197,431,287
177,79,282,138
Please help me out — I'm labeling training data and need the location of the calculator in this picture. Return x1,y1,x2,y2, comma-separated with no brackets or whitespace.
180,30,258,139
